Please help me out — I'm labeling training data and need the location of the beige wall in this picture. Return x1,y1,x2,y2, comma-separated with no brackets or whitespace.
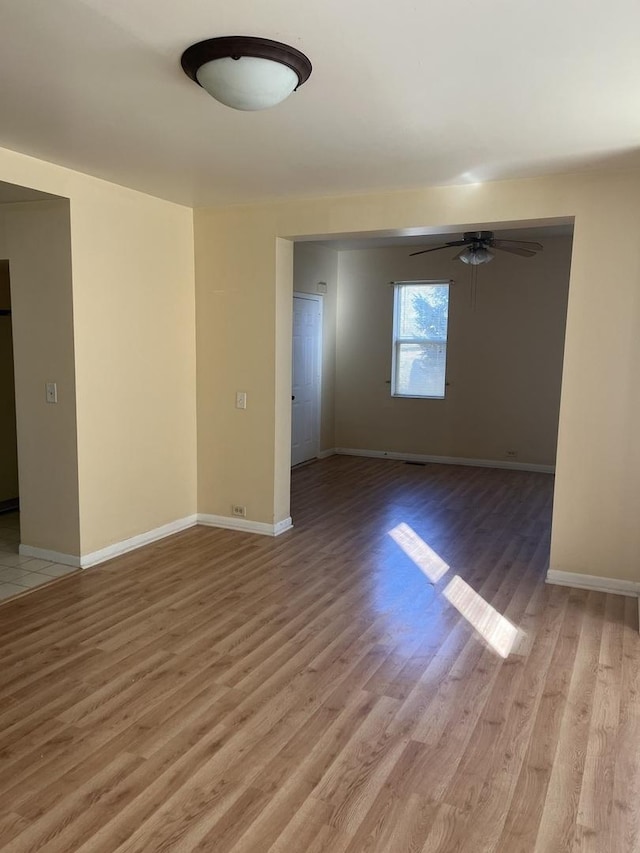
0,140,636,586
0,201,79,553
194,218,279,524
293,243,338,452
0,260,18,504
194,170,640,584
0,147,196,558
334,237,572,465
70,183,196,554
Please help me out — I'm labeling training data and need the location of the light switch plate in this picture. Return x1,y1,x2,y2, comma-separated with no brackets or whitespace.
45,382,58,404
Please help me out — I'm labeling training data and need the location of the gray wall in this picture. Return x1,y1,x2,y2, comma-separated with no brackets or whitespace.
333,236,572,466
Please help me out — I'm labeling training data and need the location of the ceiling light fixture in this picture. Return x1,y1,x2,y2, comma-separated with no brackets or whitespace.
458,246,495,265
181,36,312,111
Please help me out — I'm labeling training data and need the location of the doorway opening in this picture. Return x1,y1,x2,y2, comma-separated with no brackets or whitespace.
0,182,79,604
287,218,573,536
0,260,18,516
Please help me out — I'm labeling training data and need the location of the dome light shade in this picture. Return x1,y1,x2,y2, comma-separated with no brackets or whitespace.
181,36,312,111
196,57,298,111
459,246,495,265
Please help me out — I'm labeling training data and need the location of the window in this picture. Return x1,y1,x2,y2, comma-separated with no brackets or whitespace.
392,281,449,398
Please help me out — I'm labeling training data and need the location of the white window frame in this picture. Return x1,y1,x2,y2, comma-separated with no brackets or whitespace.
391,280,450,399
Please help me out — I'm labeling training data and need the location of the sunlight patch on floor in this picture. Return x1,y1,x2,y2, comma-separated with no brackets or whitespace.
387,523,522,658
443,575,520,658
387,522,449,583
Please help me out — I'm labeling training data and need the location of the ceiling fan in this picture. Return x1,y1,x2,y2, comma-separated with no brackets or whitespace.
410,230,543,265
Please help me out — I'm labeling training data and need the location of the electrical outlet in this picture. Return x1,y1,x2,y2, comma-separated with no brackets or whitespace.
506,450,518,459
232,505,246,518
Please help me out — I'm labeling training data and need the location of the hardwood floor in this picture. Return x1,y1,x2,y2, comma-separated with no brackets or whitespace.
0,456,638,852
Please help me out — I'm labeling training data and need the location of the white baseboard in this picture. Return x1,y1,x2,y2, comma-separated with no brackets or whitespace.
80,514,198,568
273,517,294,535
21,511,293,572
19,545,81,568
197,514,293,537
546,569,639,598
317,448,336,459
334,447,555,474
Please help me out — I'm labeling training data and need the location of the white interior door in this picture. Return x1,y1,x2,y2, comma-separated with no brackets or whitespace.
291,294,321,466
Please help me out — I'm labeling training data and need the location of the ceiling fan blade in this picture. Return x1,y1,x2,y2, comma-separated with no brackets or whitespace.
409,239,468,257
491,239,543,251
493,245,537,257
409,245,454,257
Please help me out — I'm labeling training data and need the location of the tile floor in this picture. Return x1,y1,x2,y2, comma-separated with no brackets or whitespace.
0,511,78,602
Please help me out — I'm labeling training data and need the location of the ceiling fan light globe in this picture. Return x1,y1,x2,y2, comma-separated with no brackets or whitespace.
474,247,495,264
459,246,494,265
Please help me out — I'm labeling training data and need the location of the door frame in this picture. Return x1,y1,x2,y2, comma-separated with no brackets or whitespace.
292,291,323,466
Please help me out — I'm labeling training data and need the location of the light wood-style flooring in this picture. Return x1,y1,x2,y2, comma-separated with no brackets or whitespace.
0,456,638,852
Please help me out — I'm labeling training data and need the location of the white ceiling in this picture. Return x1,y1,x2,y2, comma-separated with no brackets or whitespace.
1,0,639,207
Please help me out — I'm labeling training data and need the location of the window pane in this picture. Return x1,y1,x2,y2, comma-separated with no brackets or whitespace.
396,342,447,397
398,284,449,341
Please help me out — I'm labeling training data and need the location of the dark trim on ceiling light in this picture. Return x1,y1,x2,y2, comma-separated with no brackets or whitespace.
181,36,312,90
